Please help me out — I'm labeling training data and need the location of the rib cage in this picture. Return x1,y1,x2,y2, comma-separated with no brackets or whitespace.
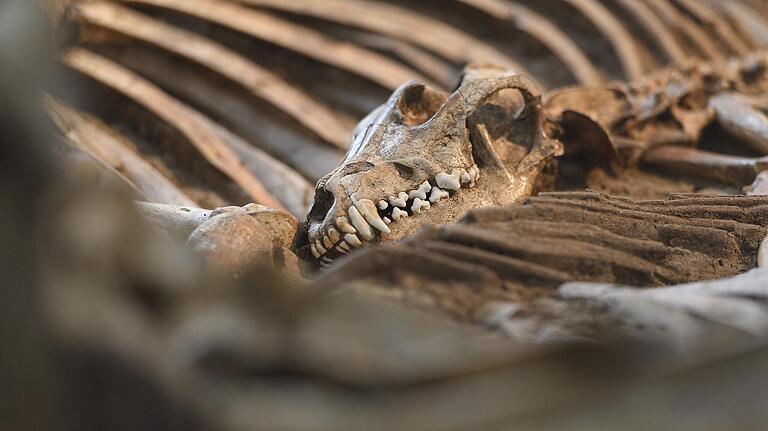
50,0,768,217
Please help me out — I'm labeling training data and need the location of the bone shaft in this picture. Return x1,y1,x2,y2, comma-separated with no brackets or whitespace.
135,202,212,238
642,145,761,186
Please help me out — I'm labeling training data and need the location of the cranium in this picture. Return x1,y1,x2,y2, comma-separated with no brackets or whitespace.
306,65,563,265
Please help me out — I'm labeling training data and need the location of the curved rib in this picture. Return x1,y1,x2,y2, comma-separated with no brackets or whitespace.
672,0,753,56
643,0,726,62
232,0,545,89
458,0,603,86
47,98,198,207
564,0,646,80
118,0,433,90
610,0,689,66
75,1,352,150
713,0,768,46
62,48,285,210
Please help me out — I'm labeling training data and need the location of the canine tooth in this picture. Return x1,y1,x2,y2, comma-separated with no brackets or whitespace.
383,217,392,224
323,235,334,250
378,200,389,210
429,186,449,203
311,242,321,258
355,199,391,234
348,206,374,240
328,227,340,243
315,239,327,254
338,241,351,252
411,198,430,213
436,172,461,191
389,192,408,208
391,207,408,221
336,216,356,234
344,233,363,247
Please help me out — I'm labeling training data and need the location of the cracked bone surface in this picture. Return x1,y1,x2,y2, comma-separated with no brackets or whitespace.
305,65,562,265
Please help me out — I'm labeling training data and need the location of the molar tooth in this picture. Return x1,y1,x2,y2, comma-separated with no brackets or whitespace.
310,242,321,258
408,181,431,200
355,199,391,234
336,216,357,234
328,227,340,243
389,192,408,208
323,235,334,250
336,245,348,255
411,198,430,213
391,207,408,221
429,186,449,203
344,233,363,247
338,241,351,252
348,206,374,240
436,172,461,191
315,239,327,254
378,200,389,210
321,256,333,264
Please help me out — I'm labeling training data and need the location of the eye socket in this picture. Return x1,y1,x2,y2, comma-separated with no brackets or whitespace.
341,161,375,176
392,162,415,179
307,187,335,223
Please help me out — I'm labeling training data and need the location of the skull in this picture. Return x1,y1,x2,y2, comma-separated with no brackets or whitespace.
306,65,563,266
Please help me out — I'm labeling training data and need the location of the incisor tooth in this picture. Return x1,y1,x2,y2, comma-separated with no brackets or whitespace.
345,233,363,247
389,192,408,208
378,200,389,210
411,198,430,213
436,172,461,191
315,239,327,254
323,235,334,250
311,242,320,258
355,199,391,234
328,227,340,243
348,206,374,240
391,207,408,221
336,216,356,234
429,186,449,203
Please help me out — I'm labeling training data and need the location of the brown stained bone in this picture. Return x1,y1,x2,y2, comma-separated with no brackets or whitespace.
610,0,689,67
643,0,725,62
75,1,353,150
673,0,754,57
48,98,199,207
120,0,434,91
710,92,768,154
642,145,768,186
320,192,768,324
63,48,285,209
235,0,545,89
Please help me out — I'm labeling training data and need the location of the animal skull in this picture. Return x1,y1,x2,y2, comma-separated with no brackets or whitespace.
306,65,563,265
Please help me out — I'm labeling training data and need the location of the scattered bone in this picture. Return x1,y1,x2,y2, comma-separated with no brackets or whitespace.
355,199,391,233
348,206,374,241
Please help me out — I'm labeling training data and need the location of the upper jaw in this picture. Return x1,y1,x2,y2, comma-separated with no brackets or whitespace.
308,164,480,267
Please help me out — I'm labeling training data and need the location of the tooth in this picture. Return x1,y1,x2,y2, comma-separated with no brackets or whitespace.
311,242,321,258
320,261,330,268
391,207,408,221
336,216,357,234
344,233,363,247
321,256,333,264
383,217,392,224
408,181,431,200
378,200,389,210
411,198,430,213
323,235,334,250
328,227,340,243
315,239,327,254
389,192,408,208
355,199,391,234
338,241,351,252
429,186,449,203
469,166,479,185
436,172,461,191
336,246,348,255
348,206,374,240
460,170,471,185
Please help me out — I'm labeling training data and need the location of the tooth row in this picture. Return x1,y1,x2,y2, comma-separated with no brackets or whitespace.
313,165,479,264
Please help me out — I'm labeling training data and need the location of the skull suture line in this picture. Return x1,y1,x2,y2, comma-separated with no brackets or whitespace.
306,66,564,266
